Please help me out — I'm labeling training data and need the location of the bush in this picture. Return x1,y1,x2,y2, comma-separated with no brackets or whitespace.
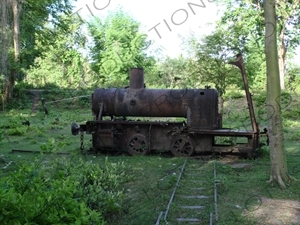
0,114,28,136
256,145,270,158
224,90,245,100
51,157,127,218
252,91,267,107
0,155,128,224
0,163,103,225
289,131,300,141
282,107,300,120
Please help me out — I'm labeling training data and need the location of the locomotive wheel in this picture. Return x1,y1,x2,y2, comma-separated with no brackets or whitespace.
126,134,148,156
171,136,194,157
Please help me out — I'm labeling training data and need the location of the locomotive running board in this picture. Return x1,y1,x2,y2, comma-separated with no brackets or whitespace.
188,129,256,136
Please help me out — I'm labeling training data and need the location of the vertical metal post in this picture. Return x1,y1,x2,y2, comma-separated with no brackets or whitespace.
129,68,144,89
229,54,258,133
97,102,103,121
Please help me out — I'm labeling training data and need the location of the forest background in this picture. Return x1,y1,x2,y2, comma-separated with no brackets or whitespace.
1,0,300,105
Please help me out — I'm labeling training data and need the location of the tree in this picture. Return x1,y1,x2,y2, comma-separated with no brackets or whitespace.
217,0,300,90
147,55,192,89
19,0,75,70
88,9,155,87
264,0,291,188
285,62,300,92
0,0,75,107
8,0,21,101
25,15,89,89
0,0,11,109
186,29,245,113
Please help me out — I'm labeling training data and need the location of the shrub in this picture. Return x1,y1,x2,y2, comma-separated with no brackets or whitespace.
282,107,300,120
289,131,300,141
0,154,128,224
51,157,127,218
0,162,105,225
252,91,267,107
256,145,270,158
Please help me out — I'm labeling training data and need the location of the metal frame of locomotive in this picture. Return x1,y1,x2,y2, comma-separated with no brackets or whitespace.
72,54,263,157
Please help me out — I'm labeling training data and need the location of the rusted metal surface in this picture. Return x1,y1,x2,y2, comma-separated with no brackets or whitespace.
129,68,144,89
73,55,262,157
92,88,218,129
229,54,258,133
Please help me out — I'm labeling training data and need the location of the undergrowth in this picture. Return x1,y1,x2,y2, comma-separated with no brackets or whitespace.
0,139,129,225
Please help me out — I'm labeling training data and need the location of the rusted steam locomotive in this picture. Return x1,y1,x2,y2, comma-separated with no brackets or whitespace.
72,55,263,157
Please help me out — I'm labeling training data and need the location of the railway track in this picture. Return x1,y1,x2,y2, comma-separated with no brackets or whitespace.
156,159,218,224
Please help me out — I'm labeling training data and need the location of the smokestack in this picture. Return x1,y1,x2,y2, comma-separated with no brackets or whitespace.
129,68,144,89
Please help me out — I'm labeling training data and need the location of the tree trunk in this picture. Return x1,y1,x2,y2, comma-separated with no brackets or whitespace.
278,29,286,90
264,0,290,188
218,96,224,115
1,0,10,109
7,0,21,100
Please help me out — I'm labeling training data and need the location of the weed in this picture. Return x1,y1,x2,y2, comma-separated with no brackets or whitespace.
256,145,270,158
252,91,267,107
289,131,300,141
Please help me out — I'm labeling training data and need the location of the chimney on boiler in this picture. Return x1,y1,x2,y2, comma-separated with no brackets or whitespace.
129,68,144,89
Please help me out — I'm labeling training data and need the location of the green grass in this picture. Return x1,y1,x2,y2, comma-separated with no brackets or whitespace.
1,89,300,224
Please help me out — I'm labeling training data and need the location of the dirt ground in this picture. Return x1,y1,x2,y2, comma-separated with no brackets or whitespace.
220,160,300,225
244,197,300,225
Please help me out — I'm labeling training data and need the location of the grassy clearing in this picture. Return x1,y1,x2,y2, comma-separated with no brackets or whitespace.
0,89,300,224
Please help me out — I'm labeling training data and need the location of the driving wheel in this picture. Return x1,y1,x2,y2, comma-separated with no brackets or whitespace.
126,133,148,156
170,136,194,157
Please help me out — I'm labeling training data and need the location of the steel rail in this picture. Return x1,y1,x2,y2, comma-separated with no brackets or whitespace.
214,161,218,222
163,159,187,221
155,211,164,225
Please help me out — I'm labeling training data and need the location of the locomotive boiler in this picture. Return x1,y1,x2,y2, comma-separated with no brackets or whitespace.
72,55,262,157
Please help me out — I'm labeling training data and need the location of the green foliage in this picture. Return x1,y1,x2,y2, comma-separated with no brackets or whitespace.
216,0,300,90
223,89,245,100
289,131,300,141
1,0,76,105
88,9,155,87
19,0,75,71
0,150,128,224
24,14,92,89
147,55,193,88
4,84,33,110
0,162,104,224
187,29,243,97
282,106,300,120
252,91,267,107
285,62,300,92
0,132,3,146
256,145,270,158
0,114,28,136
59,158,127,217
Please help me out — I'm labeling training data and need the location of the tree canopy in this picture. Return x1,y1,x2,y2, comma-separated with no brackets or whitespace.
88,9,155,87
0,0,76,105
216,0,300,90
